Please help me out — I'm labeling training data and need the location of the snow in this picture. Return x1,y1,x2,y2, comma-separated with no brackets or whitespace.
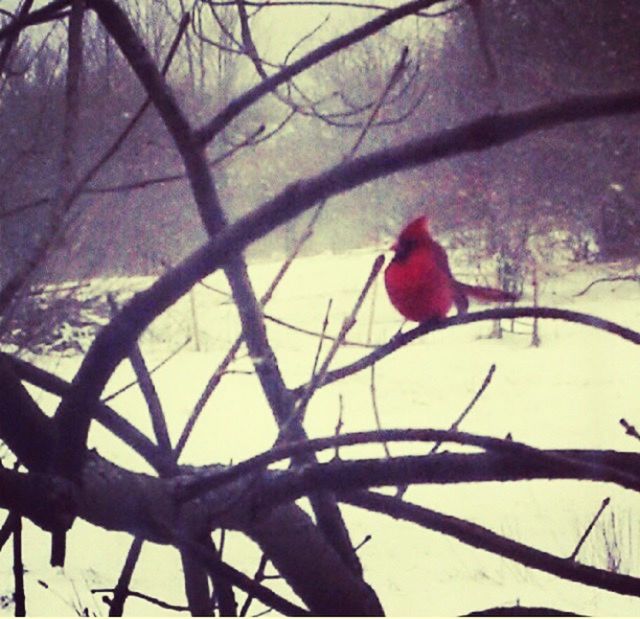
2,243,640,616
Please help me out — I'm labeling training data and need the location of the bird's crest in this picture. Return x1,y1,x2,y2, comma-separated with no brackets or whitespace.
392,215,429,249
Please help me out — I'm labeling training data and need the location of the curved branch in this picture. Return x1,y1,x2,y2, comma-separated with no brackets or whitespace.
341,490,640,597
296,306,640,393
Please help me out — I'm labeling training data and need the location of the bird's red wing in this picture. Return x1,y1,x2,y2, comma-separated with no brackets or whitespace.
431,240,470,314
431,240,455,281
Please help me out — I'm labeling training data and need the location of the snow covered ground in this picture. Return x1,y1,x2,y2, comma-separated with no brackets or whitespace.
2,241,640,616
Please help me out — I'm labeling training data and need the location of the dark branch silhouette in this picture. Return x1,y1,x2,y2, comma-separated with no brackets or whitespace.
296,306,640,393
340,490,640,597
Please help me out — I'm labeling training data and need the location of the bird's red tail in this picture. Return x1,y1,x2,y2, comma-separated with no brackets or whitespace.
457,282,518,303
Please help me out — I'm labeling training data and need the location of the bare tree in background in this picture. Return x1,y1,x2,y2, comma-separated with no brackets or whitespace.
1,0,640,615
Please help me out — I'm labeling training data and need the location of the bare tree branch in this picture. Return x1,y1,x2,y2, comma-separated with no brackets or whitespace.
93,584,188,613
264,312,377,348
102,336,192,404
340,490,640,598
430,363,496,454
0,0,35,78
574,274,640,297
13,507,25,616
0,512,17,553
298,306,640,394
568,497,610,561
620,417,640,444
195,0,446,143
287,254,385,429
128,346,174,460
105,536,144,616
0,0,70,41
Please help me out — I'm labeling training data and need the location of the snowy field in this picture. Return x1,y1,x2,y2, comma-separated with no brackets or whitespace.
2,239,640,616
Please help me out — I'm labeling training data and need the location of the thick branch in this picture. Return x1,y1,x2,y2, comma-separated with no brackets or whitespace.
0,466,74,532
0,355,54,471
178,429,640,502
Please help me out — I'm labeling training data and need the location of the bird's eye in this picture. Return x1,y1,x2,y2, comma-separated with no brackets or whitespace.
395,239,414,261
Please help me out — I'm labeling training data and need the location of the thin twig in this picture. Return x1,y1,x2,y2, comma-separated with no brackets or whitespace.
101,336,192,403
370,365,391,459
128,346,172,454
574,275,640,298
310,299,333,379
286,254,385,430
334,394,345,459
264,313,377,348
107,295,173,458
619,418,640,444
367,266,391,460
395,364,496,499
354,534,372,553
569,497,610,561
92,586,188,613
350,46,409,153
173,207,324,459
13,511,25,616
240,553,269,616
107,536,144,616
0,512,17,553
430,363,497,455
173,338,242,459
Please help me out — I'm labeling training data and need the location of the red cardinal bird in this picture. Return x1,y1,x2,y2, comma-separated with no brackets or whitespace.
384,216,518,322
